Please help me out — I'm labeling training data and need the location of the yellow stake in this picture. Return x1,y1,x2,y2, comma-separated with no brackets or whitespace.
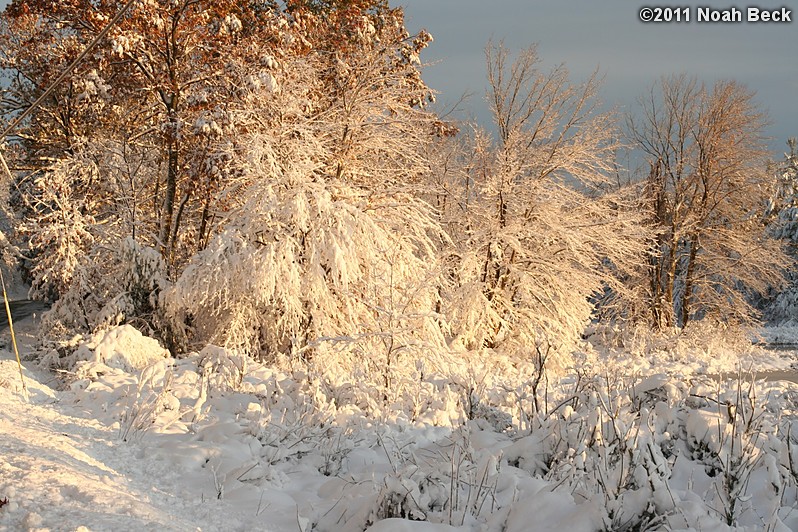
1,267,27,400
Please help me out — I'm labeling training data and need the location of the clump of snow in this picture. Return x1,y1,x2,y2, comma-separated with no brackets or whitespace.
72,324,169,372
221,14,242,35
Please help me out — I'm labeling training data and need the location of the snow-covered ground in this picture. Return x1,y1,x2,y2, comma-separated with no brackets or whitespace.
2,317,798,531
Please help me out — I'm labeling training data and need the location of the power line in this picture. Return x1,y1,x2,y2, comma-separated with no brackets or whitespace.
0,0,139,140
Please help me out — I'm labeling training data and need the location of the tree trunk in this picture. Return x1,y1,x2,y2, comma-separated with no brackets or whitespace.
680,233,700,327
158,104,179,260
649,252,664,328
663,237,678,328
197,189,213,252
648,160,669,329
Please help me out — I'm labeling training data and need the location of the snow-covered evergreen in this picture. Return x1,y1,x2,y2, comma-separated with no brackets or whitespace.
765,139,798,323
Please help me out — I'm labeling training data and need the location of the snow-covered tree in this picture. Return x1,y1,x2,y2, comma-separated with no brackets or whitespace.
0,0,331,270
762,138,798,322
164,9,448,397
629,75,789,329
439,44,649,364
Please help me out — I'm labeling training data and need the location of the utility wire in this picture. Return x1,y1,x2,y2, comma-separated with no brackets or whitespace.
0,0,139,140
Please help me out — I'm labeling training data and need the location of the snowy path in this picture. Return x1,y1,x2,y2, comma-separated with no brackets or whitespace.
0,358,203,531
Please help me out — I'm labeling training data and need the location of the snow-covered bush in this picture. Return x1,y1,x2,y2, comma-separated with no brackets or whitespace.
94,238,169,330
117,361,178,443
21,148,98,301
18,137,176,347
165,41,449,396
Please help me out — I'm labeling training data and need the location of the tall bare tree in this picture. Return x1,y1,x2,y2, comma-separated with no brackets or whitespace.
442,43,648,363
629,75,789,328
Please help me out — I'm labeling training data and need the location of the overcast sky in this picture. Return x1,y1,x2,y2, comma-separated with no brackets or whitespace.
401,0,797,159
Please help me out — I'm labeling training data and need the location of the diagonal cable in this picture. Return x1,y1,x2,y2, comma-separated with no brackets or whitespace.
0,0,139,140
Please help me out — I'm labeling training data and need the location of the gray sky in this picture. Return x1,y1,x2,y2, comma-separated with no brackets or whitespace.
401,0,797,159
